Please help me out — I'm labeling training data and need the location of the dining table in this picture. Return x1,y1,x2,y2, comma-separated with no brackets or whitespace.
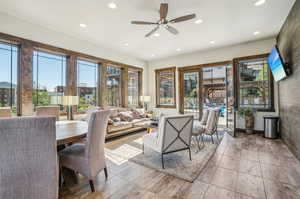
56,120,88,146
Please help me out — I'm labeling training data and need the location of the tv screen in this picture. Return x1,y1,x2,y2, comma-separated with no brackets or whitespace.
268,46,287,82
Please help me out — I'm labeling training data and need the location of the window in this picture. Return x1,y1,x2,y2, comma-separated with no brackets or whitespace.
155,67,176,108
107,66,121,106
0,42,18,114
77,60,98,111
235,55,274,111
32,50,66,108
128,70,139,107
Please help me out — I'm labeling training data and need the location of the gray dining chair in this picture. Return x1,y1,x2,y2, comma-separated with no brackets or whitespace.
0,116,58,199
59,110,110,192
36,106,60,121
0,107,12,118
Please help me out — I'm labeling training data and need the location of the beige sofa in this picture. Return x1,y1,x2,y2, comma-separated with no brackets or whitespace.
79,107,151,139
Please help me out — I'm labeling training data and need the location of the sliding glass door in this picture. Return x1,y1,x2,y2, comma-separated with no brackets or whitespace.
180,69,202,120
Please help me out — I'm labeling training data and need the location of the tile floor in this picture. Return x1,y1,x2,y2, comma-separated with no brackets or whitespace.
61,132,300,199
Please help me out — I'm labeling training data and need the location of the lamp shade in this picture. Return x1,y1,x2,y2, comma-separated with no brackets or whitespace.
62,96,79,106
140,96,151,103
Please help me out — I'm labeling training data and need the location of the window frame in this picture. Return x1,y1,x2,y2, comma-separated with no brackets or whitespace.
233,54,275,112
32,49,67,109
155,67,177,108
0,40,20,115
76,58,99,112
128,69,140,108
106,65,122,107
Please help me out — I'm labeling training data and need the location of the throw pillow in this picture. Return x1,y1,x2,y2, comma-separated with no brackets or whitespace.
119,111,133,122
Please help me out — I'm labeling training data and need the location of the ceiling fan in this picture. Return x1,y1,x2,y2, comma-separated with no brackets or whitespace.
131,3,196,37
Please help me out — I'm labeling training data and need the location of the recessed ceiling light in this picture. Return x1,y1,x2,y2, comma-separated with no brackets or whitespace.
210,40,215,44
253,31,260,35
79,23,87,28
108,2,117,9
254,0,266,6
151,54,155,57
124,43,129,46
154,33,160,37
195,19,203,24
176,48,181,52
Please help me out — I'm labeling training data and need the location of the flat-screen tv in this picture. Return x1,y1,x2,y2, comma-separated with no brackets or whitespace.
268,46,287,82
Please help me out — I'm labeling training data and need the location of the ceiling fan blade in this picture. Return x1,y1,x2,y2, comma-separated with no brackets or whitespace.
165,25,179,35
169,14,196,23
131,21,158,25
145,26,159,37
160,3,168,19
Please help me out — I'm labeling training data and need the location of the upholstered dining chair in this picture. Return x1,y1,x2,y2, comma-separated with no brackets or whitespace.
59,110,110,192
36,106,60,121
0,116,58,199
192,109,220,148
143,115,194,169
199,108,209,125
0,107,11,118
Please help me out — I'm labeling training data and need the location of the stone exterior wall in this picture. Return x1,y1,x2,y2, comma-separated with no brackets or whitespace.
277,0,300,160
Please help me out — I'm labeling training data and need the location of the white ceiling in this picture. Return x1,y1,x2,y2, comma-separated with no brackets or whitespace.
0,0,295,61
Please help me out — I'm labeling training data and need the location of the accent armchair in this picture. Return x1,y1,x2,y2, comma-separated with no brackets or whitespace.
59,110,111,192
0,116,58,199
143,115,194,169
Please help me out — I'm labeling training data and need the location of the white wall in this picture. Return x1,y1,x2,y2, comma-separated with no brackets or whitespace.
0,12,150,106
147,37,279,131
0,12,146,68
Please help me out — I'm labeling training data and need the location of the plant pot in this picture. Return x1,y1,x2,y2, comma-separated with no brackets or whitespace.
245,115,255,134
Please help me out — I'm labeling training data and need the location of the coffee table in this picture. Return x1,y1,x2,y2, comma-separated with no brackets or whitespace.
134,120,158,133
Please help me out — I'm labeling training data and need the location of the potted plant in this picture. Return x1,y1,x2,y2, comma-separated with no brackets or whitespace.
238,108,255,134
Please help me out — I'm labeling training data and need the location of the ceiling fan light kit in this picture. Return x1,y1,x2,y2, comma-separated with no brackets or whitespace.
131,3,196,37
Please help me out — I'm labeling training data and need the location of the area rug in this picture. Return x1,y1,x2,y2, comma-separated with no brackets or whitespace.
129,134,223,183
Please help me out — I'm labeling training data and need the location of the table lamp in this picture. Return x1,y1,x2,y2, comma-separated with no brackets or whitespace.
140,96,151,111
62,96,79,120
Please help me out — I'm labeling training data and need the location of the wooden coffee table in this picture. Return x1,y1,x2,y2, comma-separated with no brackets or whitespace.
134,120,158,133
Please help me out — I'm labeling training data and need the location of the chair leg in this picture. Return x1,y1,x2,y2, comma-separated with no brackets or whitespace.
89,180,95,192
211,135,214,144
188,148,192,161
104,167,108,179
161,154,165,169
142,143,144,154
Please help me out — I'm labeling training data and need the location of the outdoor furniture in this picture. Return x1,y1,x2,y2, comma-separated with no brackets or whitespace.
59,110,110,192
0,116,58,199
0,107,11,118
36,106,60,121
192,109,220,148
142,115,194,169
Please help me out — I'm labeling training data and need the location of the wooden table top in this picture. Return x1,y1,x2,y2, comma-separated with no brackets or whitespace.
56,121,88,146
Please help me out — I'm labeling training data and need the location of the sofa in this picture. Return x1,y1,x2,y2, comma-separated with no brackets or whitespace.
80,107,151,139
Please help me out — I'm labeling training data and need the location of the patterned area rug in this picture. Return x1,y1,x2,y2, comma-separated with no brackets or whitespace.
129,134,223,183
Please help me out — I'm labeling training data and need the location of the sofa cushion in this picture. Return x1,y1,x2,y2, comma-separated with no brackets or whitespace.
119,111,134,122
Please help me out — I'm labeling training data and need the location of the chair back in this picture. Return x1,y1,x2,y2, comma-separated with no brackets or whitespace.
205,109,220,135
36,106,60,121
0,107,11,118
158,115,194,153
200,109,209,125
0,116,58,199
85,110,110,178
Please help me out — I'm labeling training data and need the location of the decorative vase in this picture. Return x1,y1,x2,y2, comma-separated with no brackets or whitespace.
245,114,255,134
